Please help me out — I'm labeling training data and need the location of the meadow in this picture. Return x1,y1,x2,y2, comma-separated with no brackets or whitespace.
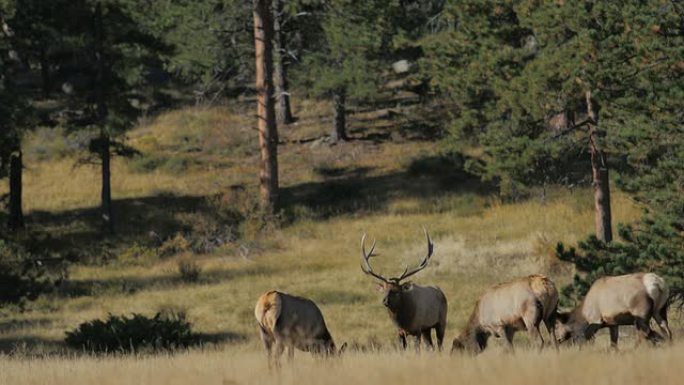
1,98,672,384
4,346,684,385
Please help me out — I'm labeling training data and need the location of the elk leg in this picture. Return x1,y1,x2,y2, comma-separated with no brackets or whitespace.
503,327,515,353
527,326,544,351
414,334,422,353
398,331,407,350
287,346,294,361
653,308,673,343
523,300,545,351
634,318,656,347
259,326,274,368
435,322,446,352
273,340,286,368
421,329,434,351
609,326,619,350
544,313,559,351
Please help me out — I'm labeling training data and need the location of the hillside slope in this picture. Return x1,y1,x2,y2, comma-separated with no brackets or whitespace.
0,98,641,352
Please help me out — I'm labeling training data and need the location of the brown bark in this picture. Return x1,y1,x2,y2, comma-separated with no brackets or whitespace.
586,90,612,243
331,87,347,142
273,0,294,125
95,2,113,234
253,0,279,214
8,149,24,231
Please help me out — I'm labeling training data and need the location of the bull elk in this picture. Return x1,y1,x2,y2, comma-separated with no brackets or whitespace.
555,272,672,348
451,275,559,354
360,228,447,351
255,290,346,367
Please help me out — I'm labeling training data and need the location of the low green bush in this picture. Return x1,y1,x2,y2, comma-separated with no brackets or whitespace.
65,311,200,353
0,240,63,305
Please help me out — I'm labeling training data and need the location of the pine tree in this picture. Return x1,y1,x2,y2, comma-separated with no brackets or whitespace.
273,0,294,125
423,0,683,293
1,1,31,231
299,0,393,142
253,0,279,213
557,0,684,297
423,0,681,242
137,0,253,101
62,0,166,234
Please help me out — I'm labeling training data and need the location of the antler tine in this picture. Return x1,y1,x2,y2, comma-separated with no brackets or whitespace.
360,233,389,283
397,227,435,281
422,226,434,265
361,233,377,259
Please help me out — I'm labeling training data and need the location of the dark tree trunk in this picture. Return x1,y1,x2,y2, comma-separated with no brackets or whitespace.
95,3,113,234
253,0,279,214
39,46,50,98
100,133,113,234
331,87,347,142
8,149,24,231
273,0,294,125
586,90,612,243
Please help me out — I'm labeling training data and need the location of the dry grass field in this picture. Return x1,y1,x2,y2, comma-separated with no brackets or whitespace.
2,98,670,384
4,346,684,385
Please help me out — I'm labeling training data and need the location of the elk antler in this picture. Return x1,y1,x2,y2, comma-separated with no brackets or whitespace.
396,227,434,282
360,234,390,284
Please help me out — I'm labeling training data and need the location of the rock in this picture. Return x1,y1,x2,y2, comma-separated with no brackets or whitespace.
392,60,414,74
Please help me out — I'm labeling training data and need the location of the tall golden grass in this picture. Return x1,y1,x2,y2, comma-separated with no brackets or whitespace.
3,346,684,385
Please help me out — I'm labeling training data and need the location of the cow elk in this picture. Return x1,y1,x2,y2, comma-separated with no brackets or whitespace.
255,290,346,367
360,228,448,351
555,272,672,348
451,275,559,354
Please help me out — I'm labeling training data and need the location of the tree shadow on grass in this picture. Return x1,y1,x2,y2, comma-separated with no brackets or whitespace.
26,193,207,248
20,191,242,267
56,264,285,299
0,335,63,355
0,318,54,334
20,154,492,258
280,154,495,221
195,331,248,346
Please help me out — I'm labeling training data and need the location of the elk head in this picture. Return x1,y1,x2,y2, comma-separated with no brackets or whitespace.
360,228,434,313
555,310,588,344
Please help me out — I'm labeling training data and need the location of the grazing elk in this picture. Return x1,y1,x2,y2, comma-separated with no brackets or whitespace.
451,275,559,354
255,290,346,367
555,272,672,348
360,229,448,351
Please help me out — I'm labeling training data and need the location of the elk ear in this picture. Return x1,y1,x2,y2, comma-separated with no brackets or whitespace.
556,311,571,323
401,282,413,291
376,283,385,292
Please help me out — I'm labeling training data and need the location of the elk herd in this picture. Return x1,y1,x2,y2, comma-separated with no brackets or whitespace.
254,229,675,366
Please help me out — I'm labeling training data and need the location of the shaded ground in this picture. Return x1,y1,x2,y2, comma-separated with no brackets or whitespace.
281,154,493,220
19,152,492,255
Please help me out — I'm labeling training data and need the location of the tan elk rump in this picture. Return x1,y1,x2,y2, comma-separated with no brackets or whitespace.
451,274,559,353
360,228,447,350
255,290,345,367
555,272,672,348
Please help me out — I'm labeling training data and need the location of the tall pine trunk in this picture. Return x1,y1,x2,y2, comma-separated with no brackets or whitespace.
331,87,347,142
100,133,113,233
586,90,612,242
253,0,279,214
8,148,23,231
95,2,113,234
273,0,294,125
39,46,50,98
